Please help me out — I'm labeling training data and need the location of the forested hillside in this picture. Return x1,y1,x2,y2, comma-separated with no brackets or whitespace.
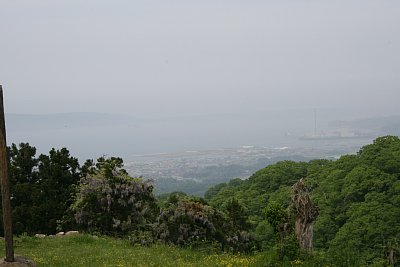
2,136,400,265
205,135,400,264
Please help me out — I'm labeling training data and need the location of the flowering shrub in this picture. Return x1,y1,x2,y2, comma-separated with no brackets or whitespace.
154,197,226,247
154,196,258,253
225,230,258,254
72,157,157,235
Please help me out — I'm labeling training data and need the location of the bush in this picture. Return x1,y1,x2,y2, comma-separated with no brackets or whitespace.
154,196,226,247
225,230,258,254
129,229,156,247
154,195,258,253
72,157,158,236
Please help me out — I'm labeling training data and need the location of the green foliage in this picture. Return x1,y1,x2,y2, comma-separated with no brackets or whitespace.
5,143,80,235
207,136,400,265
154,194,257,253
72,157,157,236
204,182,228,200
36,147,81,233
224,198,258,253
358,135,400,173
154,195,226,247
129,229,155,247
157,191,188,208
205,160,307,253
206,161,307,217
328,199,400,262
264,202,287,232
253,221,274,248
311,137,400,263
263,202,300,260
225,198,251,231
5,136,400,265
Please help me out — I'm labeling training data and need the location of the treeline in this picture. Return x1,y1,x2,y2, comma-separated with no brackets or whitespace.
2,136,400,265
1,143,256,253
205,135,400,265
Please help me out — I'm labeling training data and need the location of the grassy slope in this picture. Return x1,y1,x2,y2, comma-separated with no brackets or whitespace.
0,234,256,267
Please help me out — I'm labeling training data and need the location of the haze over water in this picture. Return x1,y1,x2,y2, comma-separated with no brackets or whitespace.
1,1,399,160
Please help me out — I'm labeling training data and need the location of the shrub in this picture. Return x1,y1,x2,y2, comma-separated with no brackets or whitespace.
129,229,156,247
72,157,158,236
154,196,226,247
154,195,258,253
225,230,258,254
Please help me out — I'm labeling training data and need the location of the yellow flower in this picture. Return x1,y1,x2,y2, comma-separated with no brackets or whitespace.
291,259,303,266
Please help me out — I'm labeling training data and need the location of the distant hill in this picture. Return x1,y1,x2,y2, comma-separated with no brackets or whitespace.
330,115,400,136
6,111,400,163
5,112,141,160
6,112,138,132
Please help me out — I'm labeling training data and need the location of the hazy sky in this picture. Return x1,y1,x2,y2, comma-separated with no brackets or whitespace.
1,0,399,117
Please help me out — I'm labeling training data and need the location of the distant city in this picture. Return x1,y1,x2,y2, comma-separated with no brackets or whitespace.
124,139,373,195
6,111,400,195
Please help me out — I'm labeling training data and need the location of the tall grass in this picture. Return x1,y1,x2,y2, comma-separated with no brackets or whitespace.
0,234,255,267
1,234,369,266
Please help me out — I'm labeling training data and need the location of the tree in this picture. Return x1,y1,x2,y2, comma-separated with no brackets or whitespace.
264,201,298,259
35,148,81,233
264,202,288,234
224,198,257,253
225,198,250,231
3,144,81,234
6,143,40,234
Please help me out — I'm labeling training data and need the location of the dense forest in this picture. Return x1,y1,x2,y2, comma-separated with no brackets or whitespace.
1,136,400,266
205,135,400,265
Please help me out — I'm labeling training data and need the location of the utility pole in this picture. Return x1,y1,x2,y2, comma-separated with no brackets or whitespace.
0,86,14,262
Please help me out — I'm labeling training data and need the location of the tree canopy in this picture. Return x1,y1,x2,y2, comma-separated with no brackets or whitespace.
205,136,400,264
3,136,400,265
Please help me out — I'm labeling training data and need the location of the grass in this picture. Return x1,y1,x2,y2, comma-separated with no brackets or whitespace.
0,234,362,266
0,234,256,267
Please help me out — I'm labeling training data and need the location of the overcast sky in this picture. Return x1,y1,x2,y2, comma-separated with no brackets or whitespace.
1,0,399,118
